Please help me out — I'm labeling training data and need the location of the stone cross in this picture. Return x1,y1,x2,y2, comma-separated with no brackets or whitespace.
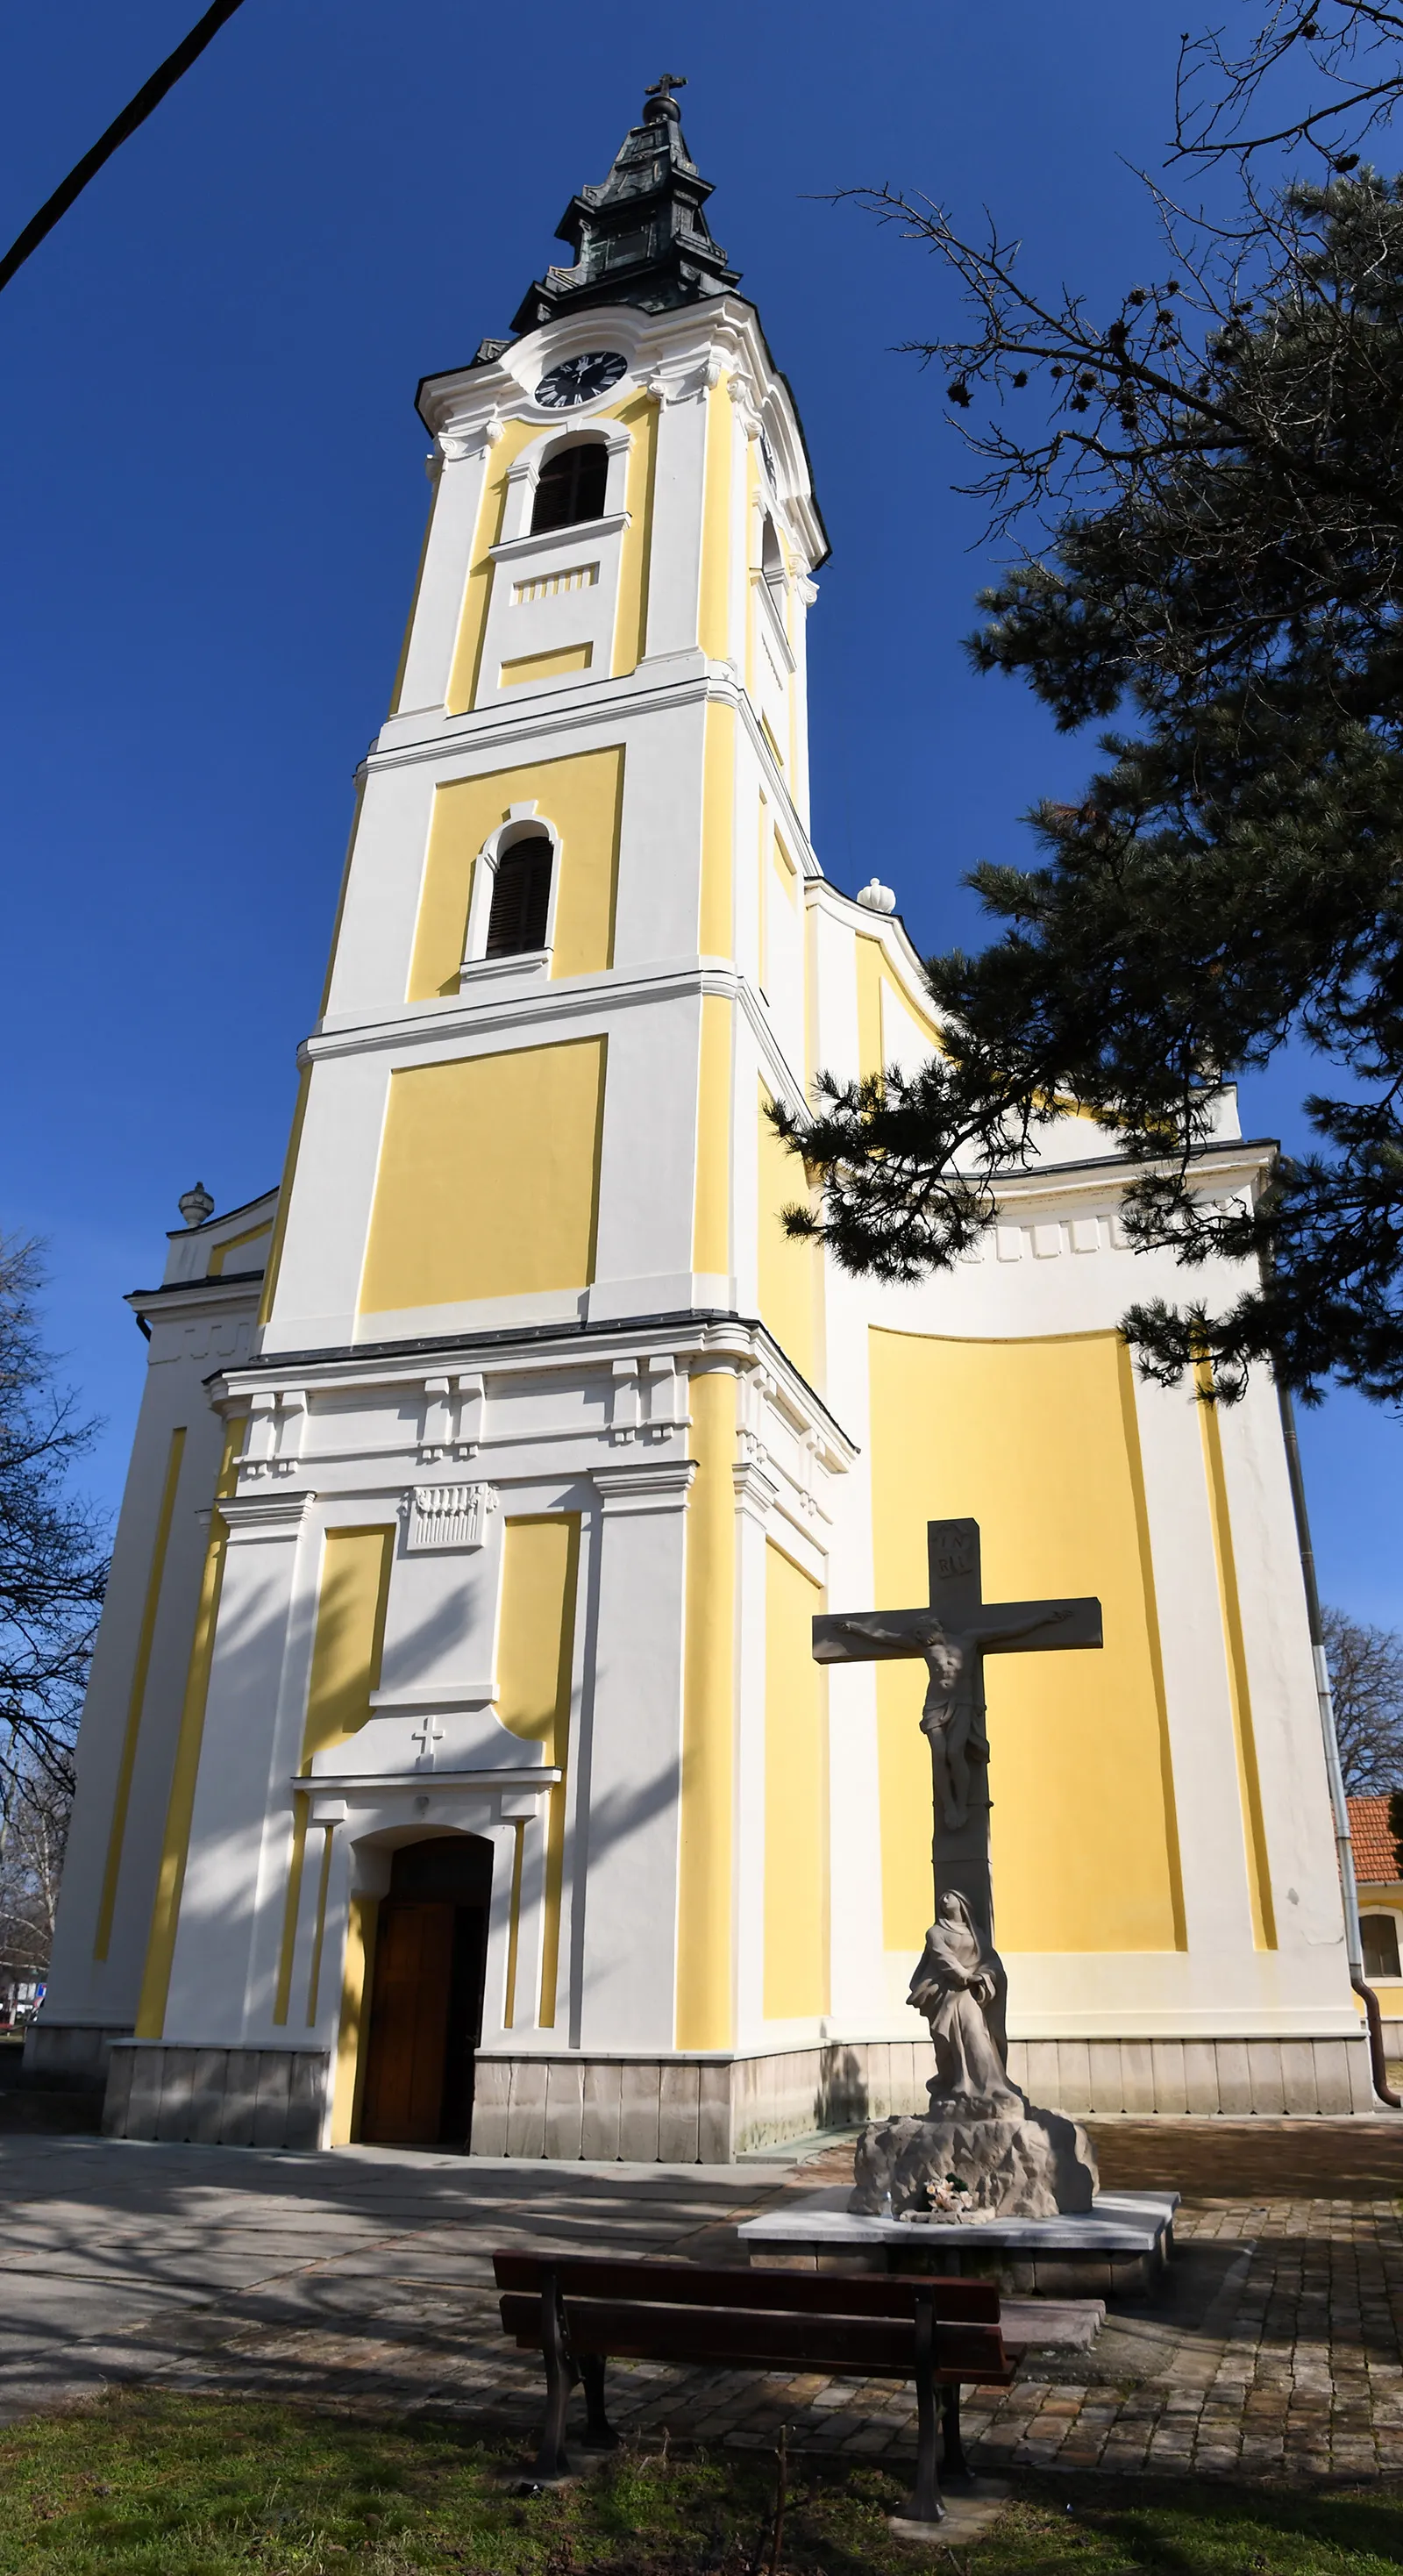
410,1715,445,1771
813,1518,1101,1958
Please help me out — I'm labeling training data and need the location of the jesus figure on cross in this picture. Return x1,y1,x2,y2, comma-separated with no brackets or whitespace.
826,1601,1070,1833
814,1517,1103,1958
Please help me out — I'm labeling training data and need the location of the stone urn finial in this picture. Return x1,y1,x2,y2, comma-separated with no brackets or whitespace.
178,1181,215,1229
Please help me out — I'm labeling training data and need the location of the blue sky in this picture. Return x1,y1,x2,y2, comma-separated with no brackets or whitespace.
3,0,1398,1623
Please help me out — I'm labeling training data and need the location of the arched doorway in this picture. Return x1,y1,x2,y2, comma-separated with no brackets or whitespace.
360,1836,493,2149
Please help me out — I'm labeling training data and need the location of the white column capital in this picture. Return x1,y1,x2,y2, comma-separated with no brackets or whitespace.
732,1458,780,1524
219,1491,317,1542
591,1459,697,1516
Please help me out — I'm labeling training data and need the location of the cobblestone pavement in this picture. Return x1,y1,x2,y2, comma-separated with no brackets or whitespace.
3,2127,1401,2483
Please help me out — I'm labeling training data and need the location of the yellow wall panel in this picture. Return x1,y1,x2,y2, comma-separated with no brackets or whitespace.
698,377,733,662
612,392,659,674
1199,1384,1277,1947
868,1327,1183,1958
135,1419,245,2040
693,996,732,1277
408,746,624,1003
757,1083,818,1385
701,701,734,959
208,1223,272,1280
359,1037,607,1315
500,642,592,688
497,1515,580,2027
95,1424,188,1962
764,1542,830,2020
856,936,884,1084
331,1892,375,2145
301,1527,395,1762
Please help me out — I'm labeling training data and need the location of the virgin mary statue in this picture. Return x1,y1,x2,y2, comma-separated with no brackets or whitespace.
908,1892,1020,2106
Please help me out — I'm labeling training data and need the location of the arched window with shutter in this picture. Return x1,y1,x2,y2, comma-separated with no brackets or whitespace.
531,441,608,535
485,832,553,957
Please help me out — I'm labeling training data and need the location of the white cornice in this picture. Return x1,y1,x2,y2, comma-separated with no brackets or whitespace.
219,1491,317,1537
293,1766,561,1795
367,660,817,870
488,510,630,566
215,1313,859,1465
592,1458,698,1512
128,1278,265,1323
992,1138,1272,1210
303,955,808,1115
804,874,933,992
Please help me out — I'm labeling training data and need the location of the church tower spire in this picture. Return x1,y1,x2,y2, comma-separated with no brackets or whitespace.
511,75,741,334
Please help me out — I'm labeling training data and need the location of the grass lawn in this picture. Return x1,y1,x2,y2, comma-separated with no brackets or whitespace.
0,2393,1399,2574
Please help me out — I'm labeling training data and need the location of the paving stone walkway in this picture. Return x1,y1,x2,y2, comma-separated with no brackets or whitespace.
2,2123,1400,2483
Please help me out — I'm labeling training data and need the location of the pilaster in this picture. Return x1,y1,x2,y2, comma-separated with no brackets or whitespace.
395,436,497,717
162,1490,317,2044
574,1458,695,2052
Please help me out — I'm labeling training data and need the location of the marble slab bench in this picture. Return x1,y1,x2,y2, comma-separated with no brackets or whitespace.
737,2186,1179,2300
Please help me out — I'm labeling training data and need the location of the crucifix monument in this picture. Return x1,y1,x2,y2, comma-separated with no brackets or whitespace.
815,1516,1102,1954
815,1518,1105,2218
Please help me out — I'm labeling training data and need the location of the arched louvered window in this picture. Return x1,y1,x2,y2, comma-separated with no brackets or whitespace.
531,441,608,535
485,834,553,957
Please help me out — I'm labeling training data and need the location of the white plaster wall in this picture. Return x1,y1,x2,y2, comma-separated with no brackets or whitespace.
43,1264,265,2036
1217,1375,1354,1974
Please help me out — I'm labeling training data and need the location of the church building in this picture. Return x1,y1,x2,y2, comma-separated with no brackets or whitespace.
34,84,1371,2153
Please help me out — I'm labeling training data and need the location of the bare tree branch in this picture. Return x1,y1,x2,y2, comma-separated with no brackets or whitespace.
1174,4,1403,174
1323,1603,1403,1789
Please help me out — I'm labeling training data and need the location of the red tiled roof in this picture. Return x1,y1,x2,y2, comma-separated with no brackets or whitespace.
1348,1795,1400,1885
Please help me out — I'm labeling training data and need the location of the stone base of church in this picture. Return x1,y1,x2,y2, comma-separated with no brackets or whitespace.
96,2030,1379,2159
23,2022,132,2093
1005,2034,1377,2119
469,2031,1379,2157
102,2042,328,2149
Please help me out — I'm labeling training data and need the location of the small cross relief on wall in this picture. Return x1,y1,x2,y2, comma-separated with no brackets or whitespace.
402,1483,499,1552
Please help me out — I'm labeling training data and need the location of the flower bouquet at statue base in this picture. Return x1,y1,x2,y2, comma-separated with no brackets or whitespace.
894,2171,1000,2228
849,1895,1098,2222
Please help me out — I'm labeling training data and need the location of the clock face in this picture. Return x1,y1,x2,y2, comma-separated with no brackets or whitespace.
534,350,627,410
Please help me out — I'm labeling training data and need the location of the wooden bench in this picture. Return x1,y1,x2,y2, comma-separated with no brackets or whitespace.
493,2251,1016,2525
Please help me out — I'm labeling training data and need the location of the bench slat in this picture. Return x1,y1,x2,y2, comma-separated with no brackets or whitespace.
498,2292,1014,2384
490,2251,1000,2322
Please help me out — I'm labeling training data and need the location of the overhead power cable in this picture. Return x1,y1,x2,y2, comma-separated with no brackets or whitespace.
0,0,250,301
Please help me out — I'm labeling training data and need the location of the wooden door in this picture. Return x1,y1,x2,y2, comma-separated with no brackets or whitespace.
360,1901,455,2144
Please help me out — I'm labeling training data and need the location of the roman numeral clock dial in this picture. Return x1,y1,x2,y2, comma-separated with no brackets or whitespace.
534,350,627,409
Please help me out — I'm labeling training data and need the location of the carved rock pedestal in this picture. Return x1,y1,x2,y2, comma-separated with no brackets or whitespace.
850,2084,1098,2221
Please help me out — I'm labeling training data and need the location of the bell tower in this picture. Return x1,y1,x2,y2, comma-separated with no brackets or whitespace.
258,72,829,1362
98,82,854,2156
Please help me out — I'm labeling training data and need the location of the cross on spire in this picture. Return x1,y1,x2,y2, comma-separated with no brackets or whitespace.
645,71,687,99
